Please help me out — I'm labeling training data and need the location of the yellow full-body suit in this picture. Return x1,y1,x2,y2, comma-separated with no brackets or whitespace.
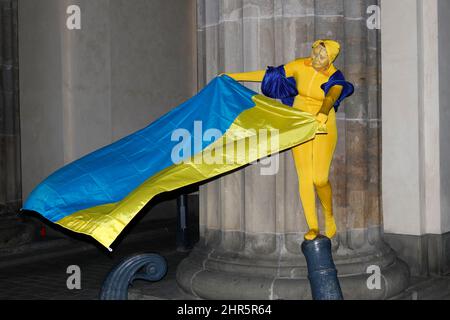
226,40,345,240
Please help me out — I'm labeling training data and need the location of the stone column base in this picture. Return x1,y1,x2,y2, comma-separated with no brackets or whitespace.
384,232,450,276
176,231,410,300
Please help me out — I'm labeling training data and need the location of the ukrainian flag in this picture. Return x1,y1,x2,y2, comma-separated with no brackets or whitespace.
21,75,324,250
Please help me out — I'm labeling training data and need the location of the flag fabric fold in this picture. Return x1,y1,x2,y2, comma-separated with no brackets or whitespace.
22,75,324,249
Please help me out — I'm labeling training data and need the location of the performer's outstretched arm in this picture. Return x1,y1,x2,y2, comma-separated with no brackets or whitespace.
226,69,266,82
283,59,299,78
226,57,302,82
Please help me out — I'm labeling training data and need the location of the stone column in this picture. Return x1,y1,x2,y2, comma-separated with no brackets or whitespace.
0,0,34,248
177,0,409,299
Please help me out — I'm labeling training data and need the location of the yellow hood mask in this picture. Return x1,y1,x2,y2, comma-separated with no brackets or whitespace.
312,39,341,64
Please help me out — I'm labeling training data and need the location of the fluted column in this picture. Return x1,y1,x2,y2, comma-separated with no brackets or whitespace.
177,0,409,299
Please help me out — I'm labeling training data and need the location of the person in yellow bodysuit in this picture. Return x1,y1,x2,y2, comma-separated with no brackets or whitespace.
225,40,354,241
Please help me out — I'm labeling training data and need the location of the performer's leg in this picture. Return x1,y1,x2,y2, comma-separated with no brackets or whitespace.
292,141,319,240
312,110,338,239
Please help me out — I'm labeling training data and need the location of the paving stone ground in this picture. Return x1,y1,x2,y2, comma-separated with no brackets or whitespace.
0,232,190,300
1,229,449,300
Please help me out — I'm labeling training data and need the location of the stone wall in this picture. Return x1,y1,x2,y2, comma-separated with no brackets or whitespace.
17,0,197,239
382,0,450,276
0,0,21,215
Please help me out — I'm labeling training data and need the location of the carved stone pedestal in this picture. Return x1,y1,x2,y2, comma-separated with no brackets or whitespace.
177,218,409,300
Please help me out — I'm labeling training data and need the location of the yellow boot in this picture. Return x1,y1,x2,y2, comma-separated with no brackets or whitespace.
304,228,320,241
324,214,337,239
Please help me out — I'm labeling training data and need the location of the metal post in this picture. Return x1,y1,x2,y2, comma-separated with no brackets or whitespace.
176,194,190,251
301,235,343,300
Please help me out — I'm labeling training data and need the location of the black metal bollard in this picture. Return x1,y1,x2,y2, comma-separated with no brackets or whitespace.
176,194,191,251
301,235,343,300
